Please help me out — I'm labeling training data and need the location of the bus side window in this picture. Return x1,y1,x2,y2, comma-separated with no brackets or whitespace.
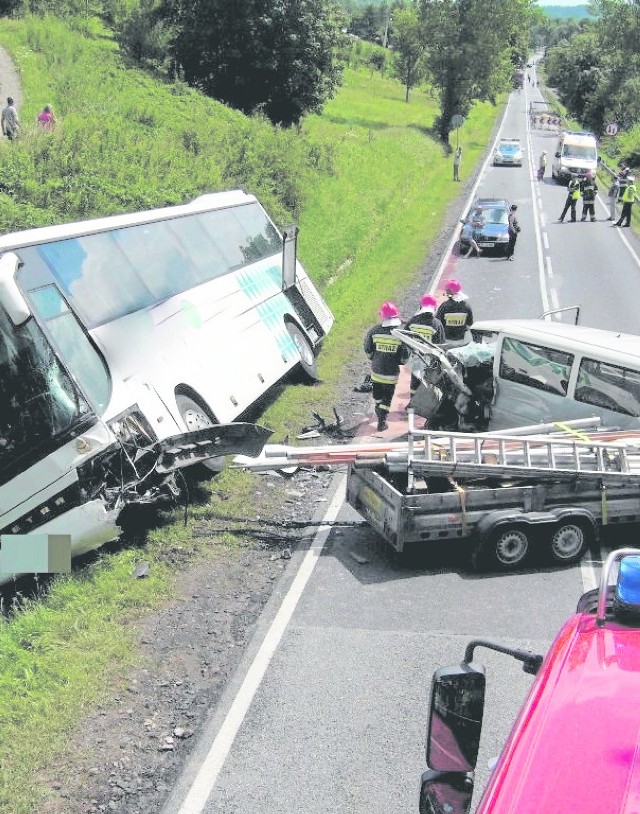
575,358,640,417
499,337,573,396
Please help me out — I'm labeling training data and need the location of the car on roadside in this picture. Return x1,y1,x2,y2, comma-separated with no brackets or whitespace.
459,198,511,256
493,138,523,167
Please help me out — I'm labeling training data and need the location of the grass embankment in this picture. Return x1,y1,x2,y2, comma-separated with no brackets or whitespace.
0,17,501,813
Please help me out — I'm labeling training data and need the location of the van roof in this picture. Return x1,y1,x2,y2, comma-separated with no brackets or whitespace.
477,610,640,814
559,131,597,144
473,319,640,365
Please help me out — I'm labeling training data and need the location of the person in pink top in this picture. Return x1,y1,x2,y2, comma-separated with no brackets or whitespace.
37,104,56,131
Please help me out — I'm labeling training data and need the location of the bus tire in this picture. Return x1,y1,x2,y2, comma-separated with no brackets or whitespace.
286,322,318,382
477,525,530,572
548,519,590,565
175,393,224,473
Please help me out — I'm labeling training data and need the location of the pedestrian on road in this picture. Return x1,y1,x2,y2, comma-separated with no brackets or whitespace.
580,171,598,222
405,294,444,400
453,146,462,182
436,279,473,344
615,175,637,227
1,97,19,141
559,177,581,222
505,204,520,260
37,104,56,131
537,150,547,181
607,175,620,221
460,207,484,258
364,302,409,432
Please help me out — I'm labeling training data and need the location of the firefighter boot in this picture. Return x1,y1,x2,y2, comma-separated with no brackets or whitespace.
375,405,388,432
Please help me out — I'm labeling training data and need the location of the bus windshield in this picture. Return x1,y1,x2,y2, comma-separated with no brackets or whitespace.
0,307,92,478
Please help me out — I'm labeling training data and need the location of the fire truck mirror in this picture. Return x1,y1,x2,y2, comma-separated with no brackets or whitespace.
426,663,486,774
419,769,474,814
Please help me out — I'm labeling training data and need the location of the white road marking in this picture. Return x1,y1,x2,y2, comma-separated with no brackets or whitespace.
581,557,599,592
545,255,553,279
542,232,549,251
174,476,347,814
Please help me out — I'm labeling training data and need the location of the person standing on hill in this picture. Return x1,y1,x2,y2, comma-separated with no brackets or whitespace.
453,146,462,182
37,104,56,131
364,302,409,432
1,97,19,140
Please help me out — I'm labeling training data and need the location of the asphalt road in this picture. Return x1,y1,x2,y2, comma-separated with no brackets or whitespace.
162,76,640,814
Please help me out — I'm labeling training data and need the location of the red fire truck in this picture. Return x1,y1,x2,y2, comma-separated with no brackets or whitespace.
420,547,640,813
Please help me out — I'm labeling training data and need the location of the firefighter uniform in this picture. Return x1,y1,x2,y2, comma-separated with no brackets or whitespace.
559,178,580,222
580,177,598,221
436,298,474,342
364,320,409,430
405,310,444,395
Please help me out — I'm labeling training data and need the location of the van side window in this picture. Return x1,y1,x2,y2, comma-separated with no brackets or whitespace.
499,337,572,397
575,358,640,417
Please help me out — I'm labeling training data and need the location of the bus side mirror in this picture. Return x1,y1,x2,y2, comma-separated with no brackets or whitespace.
426,662,486,773
419,769,474,814
282,224,299,291
0,252,30,325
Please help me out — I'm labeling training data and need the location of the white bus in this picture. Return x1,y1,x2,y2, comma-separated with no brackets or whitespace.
0,190,333,574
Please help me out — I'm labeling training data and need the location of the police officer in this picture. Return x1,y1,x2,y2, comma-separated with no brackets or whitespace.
615,175,637,227
505,204,520,260
559,177,581,222
364,302,409,431
580,171,598,221
405,294,444,398
436,280,473,344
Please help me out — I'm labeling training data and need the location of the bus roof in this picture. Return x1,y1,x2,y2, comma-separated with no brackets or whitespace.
473,319,640,365
478,610,640,814
0,189,257,249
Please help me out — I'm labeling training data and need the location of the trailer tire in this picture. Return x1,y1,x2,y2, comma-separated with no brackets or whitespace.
548,519,590,565
476,525,530,572
286,322,318,382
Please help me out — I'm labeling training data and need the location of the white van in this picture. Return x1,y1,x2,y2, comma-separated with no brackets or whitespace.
470,320,640,431
551,130,598,184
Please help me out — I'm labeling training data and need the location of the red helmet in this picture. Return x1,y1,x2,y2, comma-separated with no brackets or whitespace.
420,294,437,310
379,301,400,320
444,279,461,295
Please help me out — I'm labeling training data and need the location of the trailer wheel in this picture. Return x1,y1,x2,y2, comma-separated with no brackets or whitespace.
481,525,530,571
549,520,589,565
286,322,318,382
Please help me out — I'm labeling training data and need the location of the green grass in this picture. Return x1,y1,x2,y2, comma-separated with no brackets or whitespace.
0,18,503,813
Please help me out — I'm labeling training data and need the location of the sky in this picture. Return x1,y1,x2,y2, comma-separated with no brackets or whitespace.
539,1,587,5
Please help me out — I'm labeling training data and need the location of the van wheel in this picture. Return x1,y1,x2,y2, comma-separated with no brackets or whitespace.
475,525,530,572
549,520,590,565
286,322,318,382
175,393,224,473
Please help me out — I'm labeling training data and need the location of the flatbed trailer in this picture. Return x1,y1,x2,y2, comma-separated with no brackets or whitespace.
345,415,640,571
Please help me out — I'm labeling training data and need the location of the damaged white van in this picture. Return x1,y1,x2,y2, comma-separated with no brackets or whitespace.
405,320,640,433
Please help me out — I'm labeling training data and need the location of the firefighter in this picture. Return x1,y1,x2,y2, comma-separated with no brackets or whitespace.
580,171,598,222
405,294,444,398
559,177,581,223
436,280,473,344
364,301,409,432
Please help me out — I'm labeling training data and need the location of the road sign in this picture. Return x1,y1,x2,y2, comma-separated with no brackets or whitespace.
605,122,619,136
451,114,465,129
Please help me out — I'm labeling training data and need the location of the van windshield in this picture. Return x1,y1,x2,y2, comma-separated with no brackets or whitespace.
563,144,596,161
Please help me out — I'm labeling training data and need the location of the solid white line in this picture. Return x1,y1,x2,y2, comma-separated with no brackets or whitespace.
525,102,551,315
175,475,347,814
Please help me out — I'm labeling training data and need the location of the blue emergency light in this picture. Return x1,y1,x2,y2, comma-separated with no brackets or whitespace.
614,555,640,618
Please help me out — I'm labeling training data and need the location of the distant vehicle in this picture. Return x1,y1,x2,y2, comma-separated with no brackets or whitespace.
493,138,523,167
552,130,598,184
459,198,511,256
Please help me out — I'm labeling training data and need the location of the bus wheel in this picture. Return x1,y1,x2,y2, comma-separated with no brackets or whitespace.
175,394,224,473
549,520,589,565
286,322,318,382
485,525,530,571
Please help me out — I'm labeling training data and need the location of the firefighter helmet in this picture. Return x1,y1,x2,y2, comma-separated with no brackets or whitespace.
379,301,400,320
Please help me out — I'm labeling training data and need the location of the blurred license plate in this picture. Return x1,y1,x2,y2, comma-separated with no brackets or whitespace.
478,242,493,247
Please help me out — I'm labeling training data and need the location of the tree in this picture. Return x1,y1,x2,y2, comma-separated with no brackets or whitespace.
417,0,535,143
159,0,348,126
391,6,426,101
